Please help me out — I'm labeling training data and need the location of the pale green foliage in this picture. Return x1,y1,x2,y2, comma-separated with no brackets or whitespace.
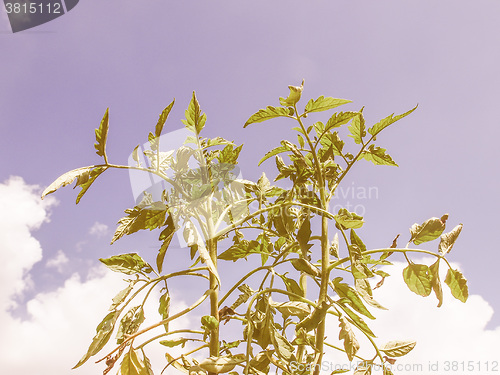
44,82,468,375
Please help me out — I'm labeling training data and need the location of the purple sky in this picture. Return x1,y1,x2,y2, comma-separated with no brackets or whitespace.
1,1,500,373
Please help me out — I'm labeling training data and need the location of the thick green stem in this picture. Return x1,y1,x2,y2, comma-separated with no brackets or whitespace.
208,237,220,364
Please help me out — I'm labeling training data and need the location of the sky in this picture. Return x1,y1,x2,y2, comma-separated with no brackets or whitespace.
1,1,500,374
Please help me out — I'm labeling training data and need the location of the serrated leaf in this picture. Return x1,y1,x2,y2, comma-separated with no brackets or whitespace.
155,99,175,138
218,240,264,261
325,111,359,132
355,278,387,310
201,315,219,331
350,230,366,252
94,108,109,158
121,349,149,375
230,284,254,310
320,132,344,156
439,224,463,255
338,315,360,361
368,104,418,136
361,145,398,166
348,111,366,144
271,328,294,361
333,277,375,320
258,145,291,165
403,263,432,297
41,166,93,200
111,202,168,244
270,300,311,319
445,268,468,302
244,106,291,127
100,253,153,275
305,96,351,113
159,291,170,332
380,340,416,357
181,91,206,134
430,259,443,307
410,216,447,245
75,166,108,204
73,310,119,369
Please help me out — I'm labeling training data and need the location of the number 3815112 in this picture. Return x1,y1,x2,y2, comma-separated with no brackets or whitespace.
5,2,62,14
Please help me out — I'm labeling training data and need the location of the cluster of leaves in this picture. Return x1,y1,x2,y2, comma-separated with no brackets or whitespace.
42,81,468,375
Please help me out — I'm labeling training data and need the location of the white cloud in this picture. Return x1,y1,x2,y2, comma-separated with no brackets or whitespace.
89,221,109,237
45,249,69,273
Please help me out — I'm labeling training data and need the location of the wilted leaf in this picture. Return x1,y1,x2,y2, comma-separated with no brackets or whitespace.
355,278,387,310
100,253,153,275
445,268,468,302
334,208,364,229
244,106,290,127
296,301,329,332
109,279,137,311
367,105,418,136
439,224,463,255
403,263,432,297
380,340,416,357
94,108,109,158
429,259,443,307
158,291,170,332
333,277,375,319
116,306,145,344
305,96,351,113
159,338,187,348
291,258,320,278
271,328,295,361
120,349,149,375
341,305,376,338
338,315,360,361
410,215,447,245
354,360,373,375
278,274,304,301
41,166,95,200
75,166,108,204
157,215,176,273
269,300,311,319
195,354,245,374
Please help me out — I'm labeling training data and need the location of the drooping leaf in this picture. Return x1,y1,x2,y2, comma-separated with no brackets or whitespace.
410,215,448,245
181,91,206,134
278,274,304,301
258,145,291,165
159,338,187,348
73,310,119,369
271,328,295,361
338,315,360,361
94,108,109,158
403,263,432,297
350,230,366,252
218,240,264,262
157,214,176,273
353,360,373,375
100,253,153,275
367,104,418,136
279,79,304,107
330,233,340,258
111,202,168,244
361,145,398,166
230,284,255,310
75,166,108,204
109,279,137,311
305,96,351,113
380,340,417,357
291,258,321,278
429,259,444,307
158,291,170,332
296,301,330,332
41,166,95,200
132,145,140,167
355,278,387,310
297,216,312,253
120,349,149,375
333,277,375,320
438,224,463,255
196,354,246,374
341,304,376,338
445,268,468,302
269,300,311,319
244,106,291,127
348,109,366,145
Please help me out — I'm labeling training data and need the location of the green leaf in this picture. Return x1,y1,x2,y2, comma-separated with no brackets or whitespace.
155,99,175,138
218,241,263,261
333,277,375,320
297,217,312,253
201,315,219,331
269,300,311,319
410,215,448,245
258,145,290,165
132,145,140,167
230,284,255,310
325,111,359,132
181,91,206,134
120,349,149,375
439,224,463,255
100,253,153,275
338,315,360,361
320,132,344,156
196,355,246,374
279,79,304,107
445,268,468,302
361,145,398,166
403,263,432,297
380,340,417,357
354,361,373,375
160,338,187,348
342,305,376,338
94,108,109,158
278,274,304,301
271,328,295,361
158,291,170,332
73,310,119,369
430,259,443,307
305,96,351,113
157,214,176,273
41,166,95,200
75,166,108,204
109,279,137,311
350,230,366,252
355,278,387,310
116,306,145,344
296,301,329,332
367,104,418,136
334,208,364,229
244,106,291,127
111,202,168,244
291,258,320,278
348,111,366,145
